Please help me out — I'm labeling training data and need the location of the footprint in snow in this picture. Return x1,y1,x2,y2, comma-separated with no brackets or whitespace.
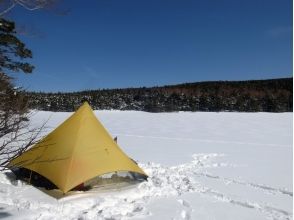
178,199,192,220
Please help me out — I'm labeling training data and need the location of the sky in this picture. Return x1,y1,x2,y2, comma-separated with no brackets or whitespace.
4,0,293,92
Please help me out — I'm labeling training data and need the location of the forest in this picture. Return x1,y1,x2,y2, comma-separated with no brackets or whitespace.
26,78,293,112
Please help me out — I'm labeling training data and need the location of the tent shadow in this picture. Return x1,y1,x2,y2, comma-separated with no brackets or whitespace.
3,172,18,185
0,207,11,219
5,170,147,200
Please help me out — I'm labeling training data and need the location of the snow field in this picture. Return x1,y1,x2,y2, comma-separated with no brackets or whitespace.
0,111,292,220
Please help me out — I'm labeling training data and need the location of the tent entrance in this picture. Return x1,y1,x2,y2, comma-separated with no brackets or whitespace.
72,171,147,191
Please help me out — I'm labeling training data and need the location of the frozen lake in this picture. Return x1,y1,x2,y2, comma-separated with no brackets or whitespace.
0,110,292,220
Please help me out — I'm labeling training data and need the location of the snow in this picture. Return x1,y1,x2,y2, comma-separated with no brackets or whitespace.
0,111,292,220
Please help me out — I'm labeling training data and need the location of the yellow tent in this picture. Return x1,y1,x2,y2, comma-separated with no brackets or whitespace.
9,102,147,193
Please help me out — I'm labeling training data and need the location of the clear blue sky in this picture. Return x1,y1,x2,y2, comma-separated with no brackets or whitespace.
6,0,293,92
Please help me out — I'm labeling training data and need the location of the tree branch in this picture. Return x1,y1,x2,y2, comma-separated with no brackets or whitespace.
0,1,16,17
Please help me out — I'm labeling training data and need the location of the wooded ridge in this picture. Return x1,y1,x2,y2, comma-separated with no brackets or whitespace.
26,78,293,112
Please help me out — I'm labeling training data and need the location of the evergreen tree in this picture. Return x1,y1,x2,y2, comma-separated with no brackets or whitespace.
0,18,36,170
0,18,34,74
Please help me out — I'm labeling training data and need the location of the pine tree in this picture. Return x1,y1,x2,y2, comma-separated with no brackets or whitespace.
0,18,37,170
0,18,34,74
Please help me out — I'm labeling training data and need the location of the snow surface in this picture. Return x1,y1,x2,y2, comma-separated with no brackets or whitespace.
0,111,292,220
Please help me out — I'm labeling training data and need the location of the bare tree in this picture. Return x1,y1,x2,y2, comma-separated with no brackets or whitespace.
0,0,55,16
0,73,43,170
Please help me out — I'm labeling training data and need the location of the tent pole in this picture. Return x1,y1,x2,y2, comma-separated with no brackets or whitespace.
29,170,33,184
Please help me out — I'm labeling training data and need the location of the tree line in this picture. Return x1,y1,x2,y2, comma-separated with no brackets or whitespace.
27,78,293,112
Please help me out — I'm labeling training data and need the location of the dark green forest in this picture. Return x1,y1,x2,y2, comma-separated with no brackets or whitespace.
27,78,293,112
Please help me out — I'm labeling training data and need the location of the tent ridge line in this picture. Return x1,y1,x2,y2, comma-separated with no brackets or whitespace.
63,106,84,192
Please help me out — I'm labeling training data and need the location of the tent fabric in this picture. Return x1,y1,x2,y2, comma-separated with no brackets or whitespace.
9,102,147,193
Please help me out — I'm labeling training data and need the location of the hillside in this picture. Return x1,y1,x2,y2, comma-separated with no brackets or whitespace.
27,78,293,112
